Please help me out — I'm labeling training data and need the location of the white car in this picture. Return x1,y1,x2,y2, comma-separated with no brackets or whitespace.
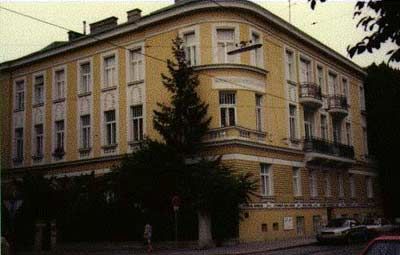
317,218,368,243
364,218,398,236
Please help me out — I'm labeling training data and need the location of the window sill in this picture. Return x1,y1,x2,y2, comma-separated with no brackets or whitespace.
294,196,304,200
287,80,297,86
53,97,66,104
259,195,275,201
102,144,118,149
78,91,92,97
33,102,44,108
290,137,301,144
128,80,144,86
13,109,24,113
79,147,92,153
12,157,23,163
101,86,117,92
193,63,268,76
32,154,44,161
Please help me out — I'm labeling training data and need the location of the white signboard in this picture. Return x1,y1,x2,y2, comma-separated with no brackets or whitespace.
283,217,294,230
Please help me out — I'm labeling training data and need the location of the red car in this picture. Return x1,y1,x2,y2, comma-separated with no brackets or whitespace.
360,235,400,255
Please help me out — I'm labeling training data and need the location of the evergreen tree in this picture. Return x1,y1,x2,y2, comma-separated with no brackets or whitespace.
153,36,211,156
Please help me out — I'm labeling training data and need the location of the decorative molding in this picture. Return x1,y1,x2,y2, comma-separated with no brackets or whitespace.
348,169,378,177
212,75,266,93
241,201,375,210
195,64,268,76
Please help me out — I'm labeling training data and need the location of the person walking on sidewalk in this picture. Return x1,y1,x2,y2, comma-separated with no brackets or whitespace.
144,223,153,253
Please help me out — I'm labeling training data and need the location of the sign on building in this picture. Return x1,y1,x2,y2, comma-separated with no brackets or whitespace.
283,217,294,230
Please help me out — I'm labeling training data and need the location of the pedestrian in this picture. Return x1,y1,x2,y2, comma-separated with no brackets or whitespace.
143,223,153,253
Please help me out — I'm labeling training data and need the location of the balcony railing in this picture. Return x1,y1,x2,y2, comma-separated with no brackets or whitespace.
205,126,266,143
327,95,348,116
299,83,323,109
303,136,354,159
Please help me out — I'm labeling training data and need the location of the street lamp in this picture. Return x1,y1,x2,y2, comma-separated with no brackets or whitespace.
171,195,181,248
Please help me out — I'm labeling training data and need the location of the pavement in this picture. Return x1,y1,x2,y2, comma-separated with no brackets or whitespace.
17,238,318,255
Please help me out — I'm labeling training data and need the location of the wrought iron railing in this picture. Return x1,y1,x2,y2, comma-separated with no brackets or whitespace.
328,95,348,111
303,136,354,159
300,82,322,101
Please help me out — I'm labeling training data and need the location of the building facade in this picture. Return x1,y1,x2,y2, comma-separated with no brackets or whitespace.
0,0,380,242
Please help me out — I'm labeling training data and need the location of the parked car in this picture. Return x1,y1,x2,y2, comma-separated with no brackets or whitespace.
360,235,400,255
364,218,398,237
316,218,368,243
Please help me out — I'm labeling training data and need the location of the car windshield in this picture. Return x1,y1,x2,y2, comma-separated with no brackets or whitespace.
365,240,400,255
326,219,347,228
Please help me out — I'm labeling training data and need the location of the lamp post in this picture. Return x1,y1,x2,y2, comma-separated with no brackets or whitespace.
171,195,181,248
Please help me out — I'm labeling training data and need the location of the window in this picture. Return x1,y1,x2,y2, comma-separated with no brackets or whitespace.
362,116,368,156
296,216,305,235
54,69,65,99
332,119,342,144
338,173,344,198
104,110,116,145
317,66,324,92
131,105,144,142
346,122,352,146
288,83,297,102
55,120,65,151
349,174,356,198
304,110,314,139
250,31,262,67
366,177,374,198
261,223,268,232
320,115,328,140
342,78,349,99
14,128,24,160
289,105,297,140
219,91,236,127
255,94,263,131
260,164,272,196
299,58,312,83
360,85,366,111
309,170,318,197
285,50,295,81
216,28,235,63
80,115,91,149
80,62,91,94
313,215,321,233
129,48,144,82
15,80,25,111
103,55,116,88
273,222,279,231
328,72,338,95
293,168,302,196
34,124,44,157
34,76,44,105
183,32,197,66
324,172,331,197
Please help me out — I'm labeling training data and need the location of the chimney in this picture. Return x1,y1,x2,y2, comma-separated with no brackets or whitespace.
127,8,142,23
89,16,118,34
68,31,84,41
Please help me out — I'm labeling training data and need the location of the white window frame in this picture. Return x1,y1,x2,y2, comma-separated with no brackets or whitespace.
289,104,299,140
349,174,356,198
219,91,237,127
126,43,145,84
53,66,66,100
293,168,302,197
342,76,350,106
130,104,144,142
361,115,368,156
320,114,328,140
54,120,65,151
33,124,44,157
316,64,325,94
299,54,313,84
33,74,45,105
80,115,91,149
14,127,24,161
104,110,117,146
309,170,318,197
14,78,25,111
327,71,339,96
77,59,93,94
366,177,374,198
285,48,296,82
260,164,273,196
304,109,314,139
324,172,331,197
345,121,352,146
179,25,200,66
255,94,263,131
212,23,240,64
359,84,366,111
101,51,118,89
249,28,264,68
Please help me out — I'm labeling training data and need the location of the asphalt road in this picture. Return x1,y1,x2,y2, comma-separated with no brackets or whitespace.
253,243,366,255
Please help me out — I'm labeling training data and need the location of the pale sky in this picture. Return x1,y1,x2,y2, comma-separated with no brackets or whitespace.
0,0,396,68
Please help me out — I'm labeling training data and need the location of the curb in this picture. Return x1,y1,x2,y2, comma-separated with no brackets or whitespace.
213,241,318,255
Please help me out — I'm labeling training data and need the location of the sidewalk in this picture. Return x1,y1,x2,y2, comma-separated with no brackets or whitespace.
19,238,317,255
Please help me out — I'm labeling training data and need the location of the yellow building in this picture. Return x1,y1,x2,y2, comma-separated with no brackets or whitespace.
0,0,380,242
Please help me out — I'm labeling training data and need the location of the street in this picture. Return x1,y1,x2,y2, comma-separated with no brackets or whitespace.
254,243,365,255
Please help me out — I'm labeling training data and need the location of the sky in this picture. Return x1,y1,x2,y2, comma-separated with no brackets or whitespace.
0,0,397,68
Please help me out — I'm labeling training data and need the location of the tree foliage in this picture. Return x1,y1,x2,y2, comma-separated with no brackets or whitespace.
153,36,211,156
308,0,400,63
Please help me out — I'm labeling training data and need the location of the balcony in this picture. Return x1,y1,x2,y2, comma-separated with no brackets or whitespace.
204,126,266,144
299,83,323,109
327,95,348,117
303,136,355,165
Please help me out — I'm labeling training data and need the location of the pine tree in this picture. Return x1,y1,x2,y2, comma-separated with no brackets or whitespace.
153,36,211,156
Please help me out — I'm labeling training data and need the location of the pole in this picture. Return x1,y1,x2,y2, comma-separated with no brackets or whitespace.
174,210,178,248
